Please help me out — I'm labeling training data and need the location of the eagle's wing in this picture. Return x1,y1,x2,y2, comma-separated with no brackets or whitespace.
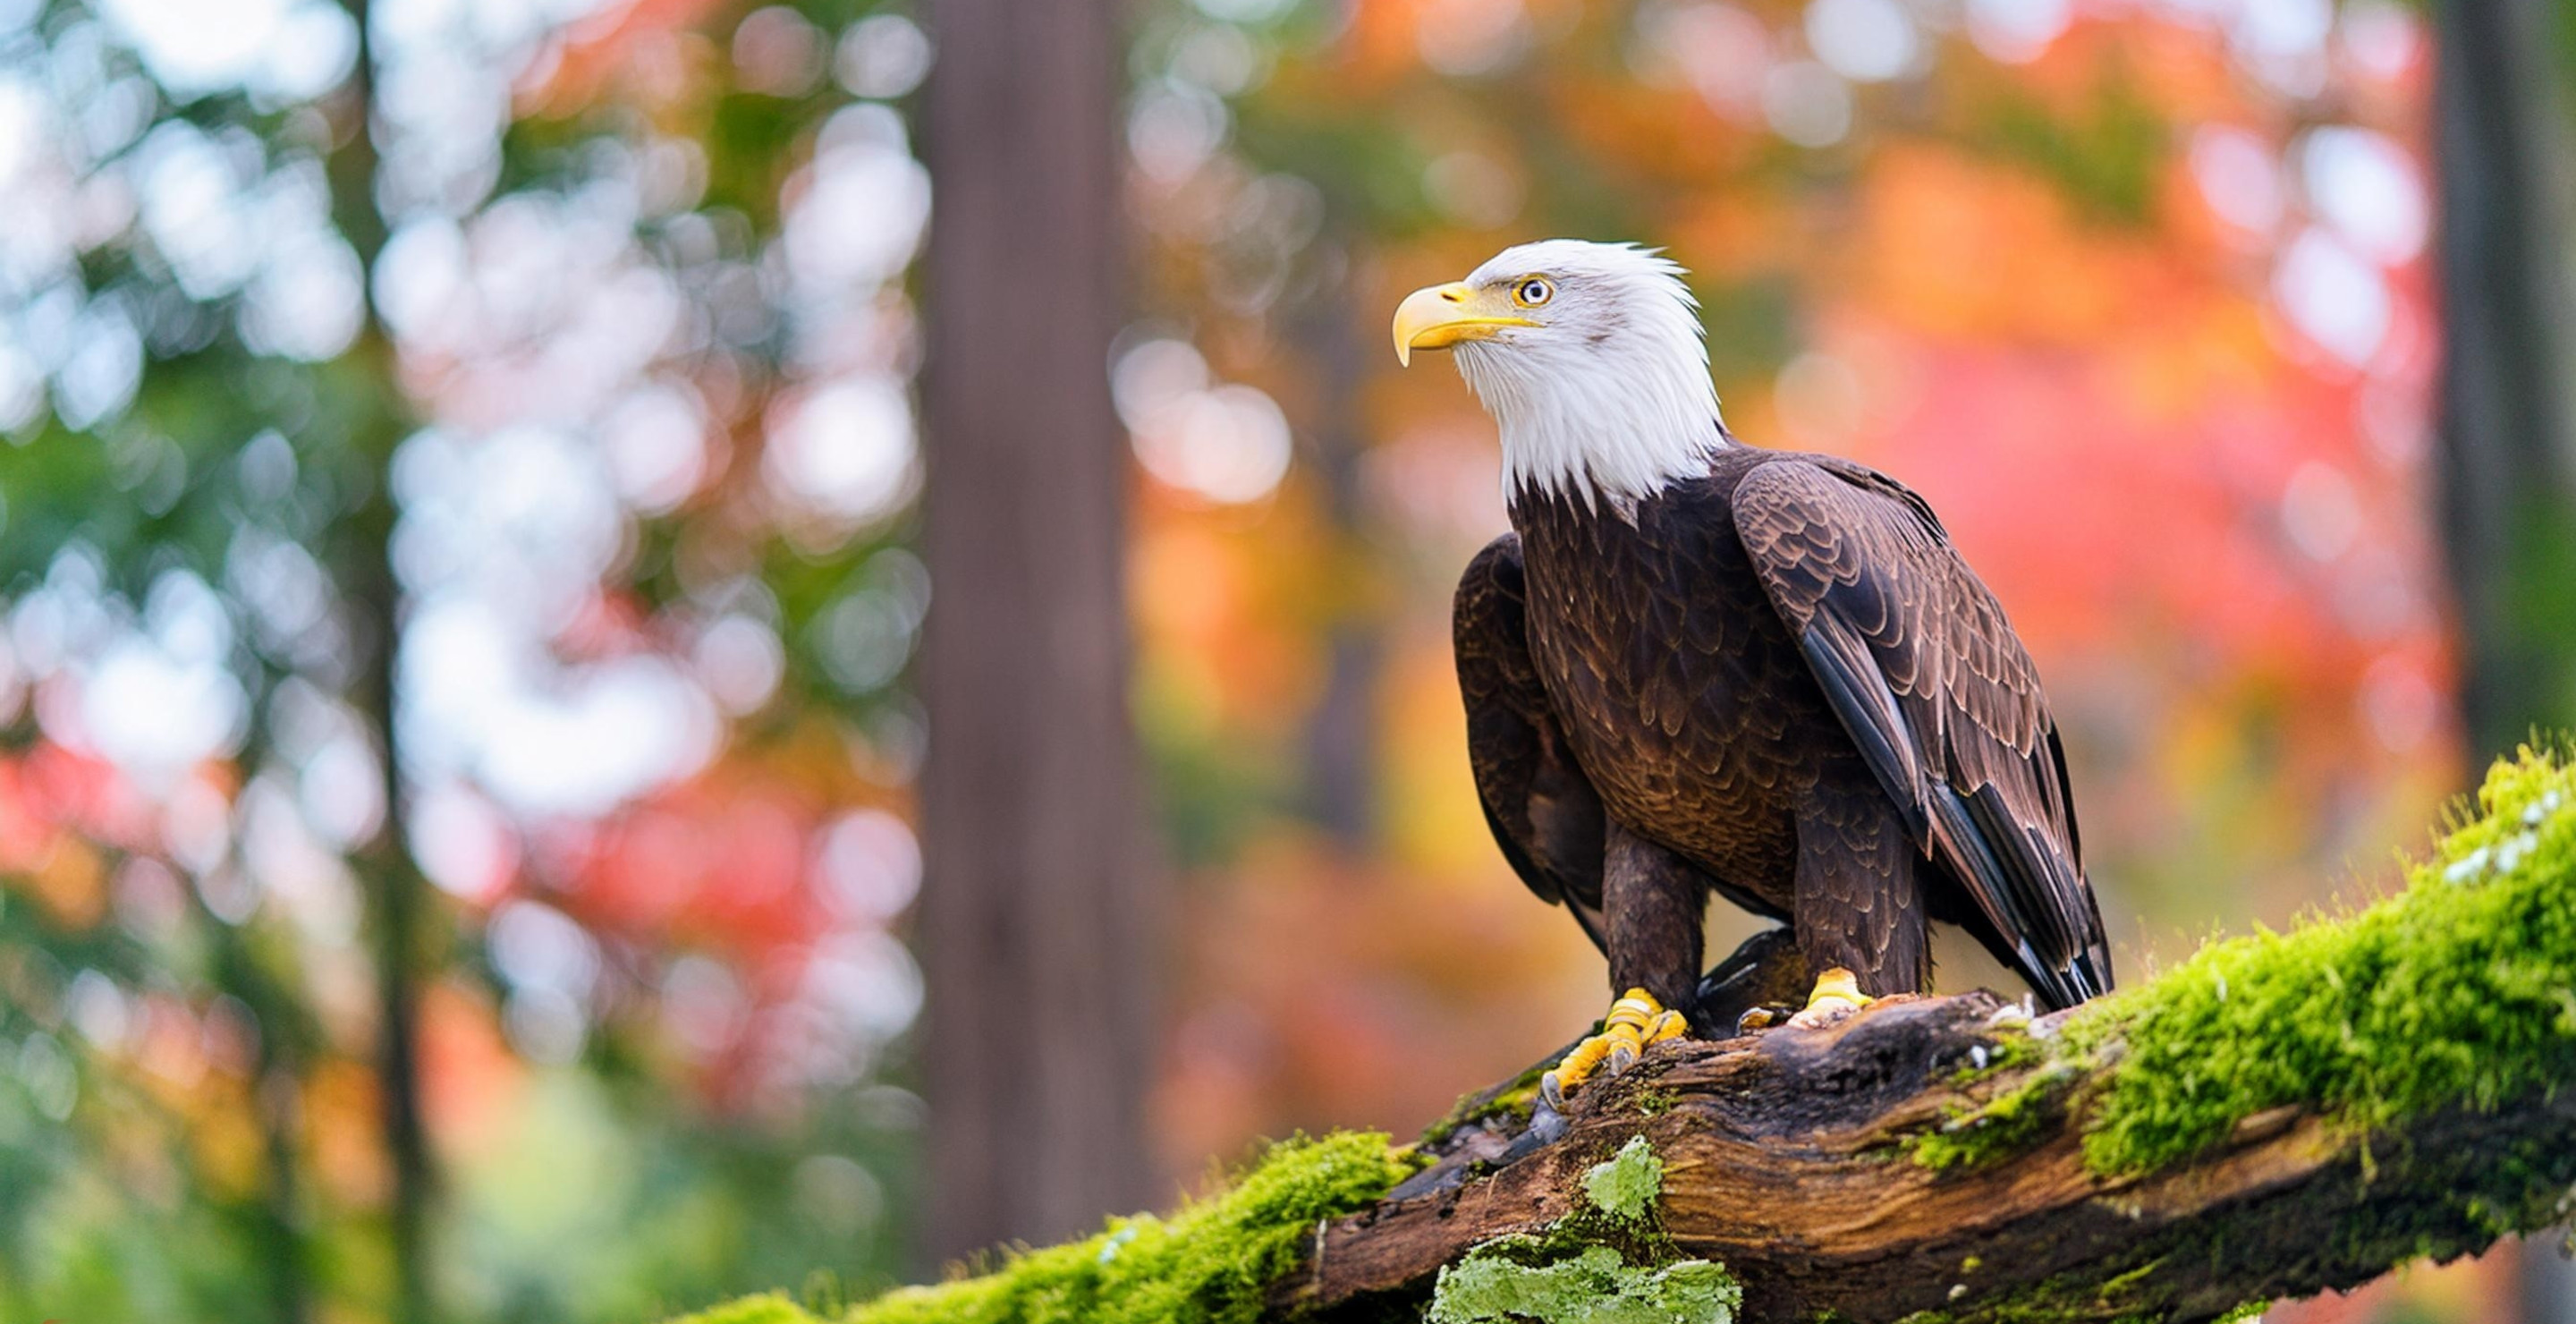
1731,458,2113,1009
1455,534,1610,952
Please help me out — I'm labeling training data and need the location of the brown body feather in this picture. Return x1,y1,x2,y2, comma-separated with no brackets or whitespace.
1456,443,2113,1014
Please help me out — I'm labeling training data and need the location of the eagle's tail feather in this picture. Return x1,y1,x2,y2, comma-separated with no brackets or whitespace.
2062,948,2112,1005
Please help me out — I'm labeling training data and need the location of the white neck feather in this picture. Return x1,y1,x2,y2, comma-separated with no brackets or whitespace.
1458,340,1727,511
1445,242,1729,513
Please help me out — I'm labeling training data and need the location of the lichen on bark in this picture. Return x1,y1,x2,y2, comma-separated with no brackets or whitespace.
1427,1134,1739,1324
1426,1244,1737,1324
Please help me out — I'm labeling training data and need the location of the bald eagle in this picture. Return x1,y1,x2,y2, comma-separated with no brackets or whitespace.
1394,241,2114,1104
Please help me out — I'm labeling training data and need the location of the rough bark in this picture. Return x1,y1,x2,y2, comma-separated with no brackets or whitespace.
917,0,1157,1268
1277,963,2576,1323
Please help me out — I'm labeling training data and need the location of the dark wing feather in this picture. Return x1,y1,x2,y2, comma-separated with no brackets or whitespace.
1732,459,2113,1009
1455,534,1609,952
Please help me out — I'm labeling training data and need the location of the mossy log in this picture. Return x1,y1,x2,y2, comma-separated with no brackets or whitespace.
674,751,2576,1324
1283,750,2576,1323
1280,985,2576,1323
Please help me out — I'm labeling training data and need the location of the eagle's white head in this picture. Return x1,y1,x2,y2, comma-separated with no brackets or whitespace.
1394,239,1727,508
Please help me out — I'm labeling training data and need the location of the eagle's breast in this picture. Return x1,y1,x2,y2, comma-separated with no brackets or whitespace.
1504,454,1831,912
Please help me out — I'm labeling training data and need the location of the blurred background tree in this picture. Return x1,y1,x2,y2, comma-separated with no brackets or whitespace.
2432,0,2576,764
915,0,1156,1263
0,0,2563,1322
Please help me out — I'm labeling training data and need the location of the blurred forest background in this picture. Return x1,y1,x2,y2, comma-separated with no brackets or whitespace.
0,0,2573,1321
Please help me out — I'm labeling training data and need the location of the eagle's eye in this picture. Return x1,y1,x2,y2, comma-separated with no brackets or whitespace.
1513,276,1554,308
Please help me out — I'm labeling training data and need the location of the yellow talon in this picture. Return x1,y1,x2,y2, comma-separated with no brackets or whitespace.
1809,967,1871,1010
1785,966,1875,1029
1540,988,1690,1110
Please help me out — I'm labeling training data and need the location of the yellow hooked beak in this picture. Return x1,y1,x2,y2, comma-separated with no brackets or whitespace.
1392,282,1539,366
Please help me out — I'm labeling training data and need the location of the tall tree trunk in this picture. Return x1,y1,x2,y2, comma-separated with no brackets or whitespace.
1294,239,1380,846
917,0,1155,1267
2434,0,2576,760
329,4,437,1319
2433,3,2576,1317
204,899,315,1324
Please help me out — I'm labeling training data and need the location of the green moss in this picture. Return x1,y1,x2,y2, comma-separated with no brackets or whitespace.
1947,1031,2045,1087
1910,751,2576,1184
1894,1258,2166,1324
673,1133,1411,1324
2214,1301,2269,1323
666,1295,821,1324
1426,1242,1738,1324
1424,1063,1546,1145
1906,751,2576,1184
1582,1136,1665,1224
2072,750,2576,1175
1911,1063,2080,1173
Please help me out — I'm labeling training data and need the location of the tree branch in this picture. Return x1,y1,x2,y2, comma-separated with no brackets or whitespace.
1281,983,2576,1323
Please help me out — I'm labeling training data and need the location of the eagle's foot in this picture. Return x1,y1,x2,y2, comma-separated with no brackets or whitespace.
1784,966,1875,1029
1538,988,1687,1111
